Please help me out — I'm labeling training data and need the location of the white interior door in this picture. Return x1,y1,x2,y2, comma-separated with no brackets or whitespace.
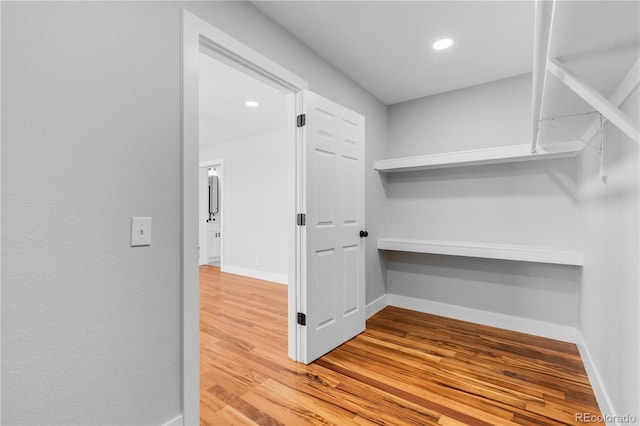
298,90,366,363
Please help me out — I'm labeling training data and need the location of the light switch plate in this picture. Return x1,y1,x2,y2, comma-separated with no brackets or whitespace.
131,217,152,246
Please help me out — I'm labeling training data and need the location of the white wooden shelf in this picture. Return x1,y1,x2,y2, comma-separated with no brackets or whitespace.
374,142,584,172
377,238,584,266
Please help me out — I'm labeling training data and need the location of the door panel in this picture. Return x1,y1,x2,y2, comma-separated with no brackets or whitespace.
300,90,365,363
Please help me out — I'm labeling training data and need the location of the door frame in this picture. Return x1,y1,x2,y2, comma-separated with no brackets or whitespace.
199,160,223,267
181,10,308,424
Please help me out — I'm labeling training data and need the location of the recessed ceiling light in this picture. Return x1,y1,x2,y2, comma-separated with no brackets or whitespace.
245,100,259,108
432,38,453,50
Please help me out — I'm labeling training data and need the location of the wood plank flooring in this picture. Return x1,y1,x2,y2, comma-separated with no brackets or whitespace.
199,265,603,425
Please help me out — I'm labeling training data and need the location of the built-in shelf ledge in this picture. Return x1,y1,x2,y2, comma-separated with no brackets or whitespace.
374,142,584,172
378,238,584,266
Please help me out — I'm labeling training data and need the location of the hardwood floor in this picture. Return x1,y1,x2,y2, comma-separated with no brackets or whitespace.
199,265,603,425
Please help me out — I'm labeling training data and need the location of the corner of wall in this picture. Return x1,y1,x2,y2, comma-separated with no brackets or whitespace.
387,293,577,343
576,332,616,424
365,293,388,319
222,264,288,285
575,87,639,425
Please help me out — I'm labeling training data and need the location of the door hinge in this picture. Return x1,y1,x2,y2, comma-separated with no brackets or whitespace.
296,114,306,128
297,312,306,326
296,213,306,226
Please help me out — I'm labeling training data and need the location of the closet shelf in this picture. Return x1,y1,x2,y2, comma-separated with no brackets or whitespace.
374,141,584,172
377,238,584,266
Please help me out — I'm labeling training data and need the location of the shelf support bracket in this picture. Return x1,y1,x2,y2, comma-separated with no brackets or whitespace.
539,111,601,153
539,120,594,149
547,57,640,145
530,0,556,154
580,57,640,143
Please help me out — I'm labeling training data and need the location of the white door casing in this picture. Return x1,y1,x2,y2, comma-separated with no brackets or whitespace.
298,90,366,363
183,10,308,424
183,10,366,423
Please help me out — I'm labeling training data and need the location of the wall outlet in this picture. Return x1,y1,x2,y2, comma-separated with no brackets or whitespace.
131,217,152,246
256,257,261,266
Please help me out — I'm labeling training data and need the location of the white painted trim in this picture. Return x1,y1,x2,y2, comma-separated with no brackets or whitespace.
0,0,3,419
530,0,556,153
199,159,223,167
162,414,184,426
181,11,203,425
576,332,617,425
182,10,308,424
365,294,388,319
548,58,640,144
366,292,579,343
374,141,584,172
198,29,307,95
387,294,578,343
288,92,299,361
222,264,288,285
581,58,640,143
378,238,584,266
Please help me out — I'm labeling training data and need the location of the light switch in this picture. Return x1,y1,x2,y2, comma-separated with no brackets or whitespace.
131,217,152,246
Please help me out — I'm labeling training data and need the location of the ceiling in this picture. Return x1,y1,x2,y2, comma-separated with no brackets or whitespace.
200,1,639,145
253,1,536,105
199,53,287,147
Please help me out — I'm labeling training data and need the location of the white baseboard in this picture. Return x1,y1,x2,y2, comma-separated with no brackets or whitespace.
162,414,183,426
387,294,577,343
365,294,617,421
365,293,388,319
576,332,617,425
222,264,288,285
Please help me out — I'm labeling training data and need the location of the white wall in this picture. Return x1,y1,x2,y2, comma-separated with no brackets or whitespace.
384,74,581,328
1,1,388,424
577,89,639,422
200,130,289,283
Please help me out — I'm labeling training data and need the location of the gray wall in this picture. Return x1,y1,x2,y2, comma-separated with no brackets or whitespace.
384,74,581,326
2,2,183,424
389,74,532,157
1,1,388,424
578,89,639,421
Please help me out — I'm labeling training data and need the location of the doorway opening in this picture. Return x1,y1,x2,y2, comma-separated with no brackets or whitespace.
182,10,309,422
199,161,223,268
198,53,289,283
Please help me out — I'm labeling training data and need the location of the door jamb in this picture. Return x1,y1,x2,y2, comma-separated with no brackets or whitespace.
181,10,308,425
